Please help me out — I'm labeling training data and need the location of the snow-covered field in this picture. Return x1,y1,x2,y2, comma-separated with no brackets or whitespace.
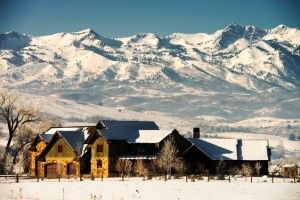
0,177,299,200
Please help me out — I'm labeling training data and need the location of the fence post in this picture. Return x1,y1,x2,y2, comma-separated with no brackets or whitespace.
272,173,274,183
208,171,210,182
251,175,252,183
80,174,83,181
16,174,19,183
228,174,230,183
37,174,39,182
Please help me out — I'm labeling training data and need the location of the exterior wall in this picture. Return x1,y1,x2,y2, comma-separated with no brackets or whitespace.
29,141,47,176
37,138,79,178
90,137,109,177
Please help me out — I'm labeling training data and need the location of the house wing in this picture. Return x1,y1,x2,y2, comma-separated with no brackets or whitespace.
37,132,77,160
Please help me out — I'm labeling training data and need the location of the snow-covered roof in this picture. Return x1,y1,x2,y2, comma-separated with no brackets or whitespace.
240,140,269,160
189,138,238,160
99,120,160,142
131,130,171,143
189,138,269,161
40,127,91,156
42,127,90,142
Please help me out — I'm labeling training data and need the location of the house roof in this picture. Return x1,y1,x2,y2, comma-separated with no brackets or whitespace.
132,130,171,143
189,138,238,160
98,120,160,142
240,140,269,161
37,127,91,157
189,138,269,161
41,127,91,142
56,131,86,154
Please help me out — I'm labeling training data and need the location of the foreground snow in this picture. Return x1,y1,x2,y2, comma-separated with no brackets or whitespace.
0,177,299,200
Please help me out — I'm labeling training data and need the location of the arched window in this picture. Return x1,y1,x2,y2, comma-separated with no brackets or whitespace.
97,160,102,168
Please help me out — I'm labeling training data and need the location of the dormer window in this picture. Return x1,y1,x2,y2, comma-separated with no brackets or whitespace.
58,145,63,153
97,144,103,153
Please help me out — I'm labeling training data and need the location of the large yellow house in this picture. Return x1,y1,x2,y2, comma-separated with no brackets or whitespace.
29,120,271,178
29,125,110,178
29,120,167,178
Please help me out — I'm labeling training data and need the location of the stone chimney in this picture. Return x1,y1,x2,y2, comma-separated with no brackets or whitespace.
193,127,200,138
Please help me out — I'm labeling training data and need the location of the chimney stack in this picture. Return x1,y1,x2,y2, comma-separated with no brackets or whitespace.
193,127,200,138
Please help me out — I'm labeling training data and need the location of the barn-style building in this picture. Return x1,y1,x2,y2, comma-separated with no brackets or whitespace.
184,130,271,174
29,120,271,178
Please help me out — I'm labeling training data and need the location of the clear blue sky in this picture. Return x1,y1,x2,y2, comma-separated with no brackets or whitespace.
0,0,299,37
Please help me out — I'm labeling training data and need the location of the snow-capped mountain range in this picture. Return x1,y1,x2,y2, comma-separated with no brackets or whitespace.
0,24,300,129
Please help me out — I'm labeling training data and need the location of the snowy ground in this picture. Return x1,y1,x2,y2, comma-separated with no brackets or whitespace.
0,177,299,200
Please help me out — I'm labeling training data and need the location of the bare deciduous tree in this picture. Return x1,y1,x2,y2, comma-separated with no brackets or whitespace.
0,92,39,173
228,166,240,176
116,159,124,180
134,160,148,180
156,137,183,180
254,162,262,176
124,159,132,178
115,159,132,180
241,163,254,178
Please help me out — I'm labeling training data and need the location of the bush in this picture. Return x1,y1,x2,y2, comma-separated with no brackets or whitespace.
241,163,253,177
228,167,240,176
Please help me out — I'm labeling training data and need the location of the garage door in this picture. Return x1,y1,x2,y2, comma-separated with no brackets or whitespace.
45,164,59,178
67,163,76,176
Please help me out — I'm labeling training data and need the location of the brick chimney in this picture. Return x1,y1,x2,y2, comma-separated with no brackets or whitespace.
193,127,200,138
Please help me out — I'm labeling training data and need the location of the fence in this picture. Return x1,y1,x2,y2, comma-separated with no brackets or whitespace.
1,174,299,184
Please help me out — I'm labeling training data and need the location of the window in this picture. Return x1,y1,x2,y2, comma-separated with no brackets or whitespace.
96,144,103,153
97,160,102,168
58,145,63,153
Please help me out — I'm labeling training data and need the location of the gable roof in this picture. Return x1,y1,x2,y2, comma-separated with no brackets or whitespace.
38,129,90,159
189,138,269,161
38,132,77,160
56,131,86,154
98,120,160,141
189,138,238,160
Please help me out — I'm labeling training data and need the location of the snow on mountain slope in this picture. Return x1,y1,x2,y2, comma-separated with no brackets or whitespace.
0,24,299,127
265,25,300,46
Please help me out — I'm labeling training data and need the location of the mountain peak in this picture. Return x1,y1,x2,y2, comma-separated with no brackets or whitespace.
77,28,96,35
0,31,31,50
275,24,288,29
226,23,244,30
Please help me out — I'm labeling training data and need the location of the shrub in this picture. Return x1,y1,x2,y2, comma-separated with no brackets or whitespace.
241,163,254,177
